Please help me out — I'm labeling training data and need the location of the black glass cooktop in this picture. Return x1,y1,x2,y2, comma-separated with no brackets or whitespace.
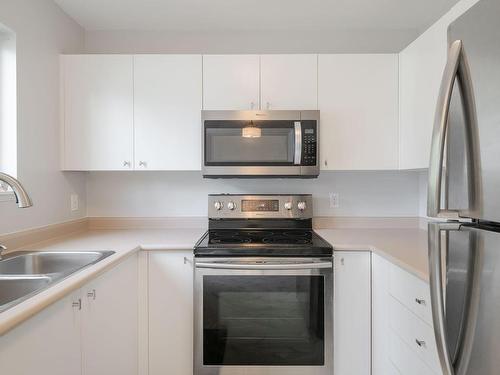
194,229,333,257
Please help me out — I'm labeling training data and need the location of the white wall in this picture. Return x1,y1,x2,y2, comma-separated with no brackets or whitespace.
0,0,86,235
87,171,421,218
84,29,418,55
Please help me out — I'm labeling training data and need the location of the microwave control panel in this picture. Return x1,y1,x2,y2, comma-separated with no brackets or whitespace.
301,121,317,166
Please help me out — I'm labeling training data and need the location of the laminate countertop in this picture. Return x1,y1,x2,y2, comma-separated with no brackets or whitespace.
0,226,429,335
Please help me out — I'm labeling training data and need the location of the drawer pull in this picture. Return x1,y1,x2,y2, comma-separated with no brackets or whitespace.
415,339,426,348
415,298,426,305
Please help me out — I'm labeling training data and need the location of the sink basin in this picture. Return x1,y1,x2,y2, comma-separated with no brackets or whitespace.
0,276,52,313
0,251,115,275
0,250,115,313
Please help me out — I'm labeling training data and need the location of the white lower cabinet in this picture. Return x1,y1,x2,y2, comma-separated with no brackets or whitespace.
0,254,138,375
0,290,82,375
334,251,371,375
81,254,139,375
148,250,193,375
372,253,442,375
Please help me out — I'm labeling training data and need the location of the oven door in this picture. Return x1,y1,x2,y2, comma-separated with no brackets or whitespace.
194,257,333,375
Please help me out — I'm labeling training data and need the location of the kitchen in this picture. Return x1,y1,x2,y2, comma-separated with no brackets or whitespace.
0,0,496,374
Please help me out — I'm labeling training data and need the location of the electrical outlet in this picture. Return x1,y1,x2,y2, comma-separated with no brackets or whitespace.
70,194,79,211
329,192,340,208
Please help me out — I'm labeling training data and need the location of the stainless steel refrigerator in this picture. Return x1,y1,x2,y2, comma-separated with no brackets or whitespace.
427,0,500,374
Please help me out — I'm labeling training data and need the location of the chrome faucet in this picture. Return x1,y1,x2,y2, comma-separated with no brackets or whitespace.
0,172,33,208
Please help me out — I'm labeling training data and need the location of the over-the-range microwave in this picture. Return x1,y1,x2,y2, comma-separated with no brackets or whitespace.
202,110,320,178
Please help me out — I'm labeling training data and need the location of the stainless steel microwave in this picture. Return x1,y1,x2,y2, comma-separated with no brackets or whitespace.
202,110,320,178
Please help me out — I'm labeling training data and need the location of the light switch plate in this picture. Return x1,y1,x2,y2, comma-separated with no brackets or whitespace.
70,194,79,211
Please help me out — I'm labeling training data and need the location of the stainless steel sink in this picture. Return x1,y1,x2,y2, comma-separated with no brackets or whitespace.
0,276,52,312
0,251,115,313
0,251,113,275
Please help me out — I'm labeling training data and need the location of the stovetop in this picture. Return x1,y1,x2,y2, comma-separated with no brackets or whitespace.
194,229,333,257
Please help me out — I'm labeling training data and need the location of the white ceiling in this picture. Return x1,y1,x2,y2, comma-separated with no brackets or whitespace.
55,0,460,34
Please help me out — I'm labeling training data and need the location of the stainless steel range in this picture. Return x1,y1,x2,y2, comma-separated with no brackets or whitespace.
193,194,333,375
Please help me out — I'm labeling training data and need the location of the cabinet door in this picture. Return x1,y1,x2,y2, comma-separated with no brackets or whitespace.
260,54,318,110
149,251,193,375
319,54,399,170
372,254,392,375
62,55,134,170
134,55,202,170
81,255,138,375
334,251,371,375
202,55,260,110
0,290,82,375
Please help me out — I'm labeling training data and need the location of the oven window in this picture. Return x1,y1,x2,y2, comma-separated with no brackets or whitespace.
203,275,325,366
204,121,295,165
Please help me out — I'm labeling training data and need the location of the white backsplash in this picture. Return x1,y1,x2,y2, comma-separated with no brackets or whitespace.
87,170,422,218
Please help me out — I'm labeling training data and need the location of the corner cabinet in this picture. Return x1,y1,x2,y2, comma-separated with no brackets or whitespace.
319,54,399,170
334,251,371,375
0,254,139,375
61,55,134,171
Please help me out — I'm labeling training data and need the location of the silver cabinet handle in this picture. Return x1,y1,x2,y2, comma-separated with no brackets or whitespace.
427,40,481,219
139,161,147,168
87,289,96,300
123,161,131,168
72,299,82,310
415,339,426,348
294,122,302,165
415,298,426,306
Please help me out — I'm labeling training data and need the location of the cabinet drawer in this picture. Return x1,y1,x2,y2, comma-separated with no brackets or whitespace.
389,296,440,372
389,264,432,325
389,330,439,375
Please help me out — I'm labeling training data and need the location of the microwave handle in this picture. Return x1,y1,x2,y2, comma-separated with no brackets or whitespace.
294,122,302,165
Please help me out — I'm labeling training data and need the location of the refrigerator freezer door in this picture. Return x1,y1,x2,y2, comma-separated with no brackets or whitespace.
429,222,500,375
446,0,500,222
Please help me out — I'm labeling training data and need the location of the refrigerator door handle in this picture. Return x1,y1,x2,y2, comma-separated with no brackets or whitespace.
429,222,456,375
429,222,480,375
427,40,481,219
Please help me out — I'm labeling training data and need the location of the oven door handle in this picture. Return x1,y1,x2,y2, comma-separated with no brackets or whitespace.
195,261,332,270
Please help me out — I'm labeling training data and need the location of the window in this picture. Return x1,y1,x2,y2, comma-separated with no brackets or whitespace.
0,25,16,195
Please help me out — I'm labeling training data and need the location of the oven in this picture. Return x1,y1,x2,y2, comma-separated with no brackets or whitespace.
202,110,320,178
194,257,333,375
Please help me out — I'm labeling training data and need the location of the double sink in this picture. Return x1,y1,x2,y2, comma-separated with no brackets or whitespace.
0,251,115,313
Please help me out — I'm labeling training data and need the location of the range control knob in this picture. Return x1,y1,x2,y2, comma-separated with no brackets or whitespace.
297,201,307,211
214,201,224,211
227,201,237,211
284,202,293,210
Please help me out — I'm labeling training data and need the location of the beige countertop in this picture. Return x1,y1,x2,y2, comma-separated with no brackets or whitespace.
316,228,429,281
0,226,429,336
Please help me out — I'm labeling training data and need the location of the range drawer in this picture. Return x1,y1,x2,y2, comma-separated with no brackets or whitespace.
389,264,433,325
389,330,439,375
389,296,440,372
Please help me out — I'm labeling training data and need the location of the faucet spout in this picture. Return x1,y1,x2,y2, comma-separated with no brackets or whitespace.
0,172,33,208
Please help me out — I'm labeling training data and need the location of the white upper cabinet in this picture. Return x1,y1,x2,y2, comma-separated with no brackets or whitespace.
202,55,260,110
260,54,318,110
134,55,202,170
62,55,134,170
319,54,399,170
